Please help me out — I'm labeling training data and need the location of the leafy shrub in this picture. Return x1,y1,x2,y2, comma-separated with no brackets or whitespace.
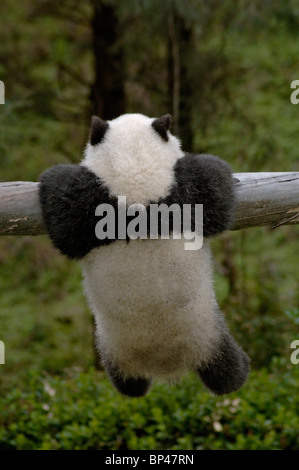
0,365,298,450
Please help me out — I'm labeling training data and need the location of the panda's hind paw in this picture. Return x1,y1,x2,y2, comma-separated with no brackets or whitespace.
196,337,250,395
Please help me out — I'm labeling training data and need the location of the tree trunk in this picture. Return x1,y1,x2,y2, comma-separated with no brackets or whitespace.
90,0,125,119
167,14,194,151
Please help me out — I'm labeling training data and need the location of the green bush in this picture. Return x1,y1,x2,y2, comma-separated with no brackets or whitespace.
0,365,298,450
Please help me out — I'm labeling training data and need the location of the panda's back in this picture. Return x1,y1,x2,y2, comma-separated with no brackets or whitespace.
81,237,219,380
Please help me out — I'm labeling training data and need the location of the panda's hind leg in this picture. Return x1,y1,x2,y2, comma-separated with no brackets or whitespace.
196,329,250,395
104,361,152,397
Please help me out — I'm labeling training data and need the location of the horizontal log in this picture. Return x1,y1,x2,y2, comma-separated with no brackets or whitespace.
0,173,298,236
232,172,299,230
0,182,44,235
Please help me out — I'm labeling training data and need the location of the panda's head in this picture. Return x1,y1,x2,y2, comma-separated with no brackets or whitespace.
82,113,184,205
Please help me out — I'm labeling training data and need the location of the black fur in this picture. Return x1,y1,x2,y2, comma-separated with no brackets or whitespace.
39,153,235,259
162,153,235,237
152,114,172,142
196,316,250,395
104,361,152,397
39,164,117,259
90,116,109,146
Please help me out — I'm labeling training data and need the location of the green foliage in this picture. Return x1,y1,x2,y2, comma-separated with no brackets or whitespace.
285,308,299,326
0,366,298,450
212,227,299,368
0,237,94,391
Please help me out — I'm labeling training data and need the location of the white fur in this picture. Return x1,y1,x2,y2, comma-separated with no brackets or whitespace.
82,113,184,206
80,113,220,382
82,238,221,382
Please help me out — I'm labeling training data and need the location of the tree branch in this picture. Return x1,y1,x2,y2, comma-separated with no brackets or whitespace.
0,182,44,235
232,172,299,230
0,173,298,236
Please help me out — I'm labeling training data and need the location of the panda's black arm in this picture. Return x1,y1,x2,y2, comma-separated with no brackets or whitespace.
39,164,114,259
170,153,235,237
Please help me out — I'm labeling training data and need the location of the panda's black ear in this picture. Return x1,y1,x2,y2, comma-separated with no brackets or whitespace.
152,114,172,142
90,116,109,146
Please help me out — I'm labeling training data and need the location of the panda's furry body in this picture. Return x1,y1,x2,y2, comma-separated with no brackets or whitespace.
39,113,249,397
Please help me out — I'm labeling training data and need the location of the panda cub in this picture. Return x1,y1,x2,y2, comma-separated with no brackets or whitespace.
39,113,249,397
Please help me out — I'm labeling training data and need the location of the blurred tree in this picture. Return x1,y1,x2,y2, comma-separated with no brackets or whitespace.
90,0,125,119
167,13,194,150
